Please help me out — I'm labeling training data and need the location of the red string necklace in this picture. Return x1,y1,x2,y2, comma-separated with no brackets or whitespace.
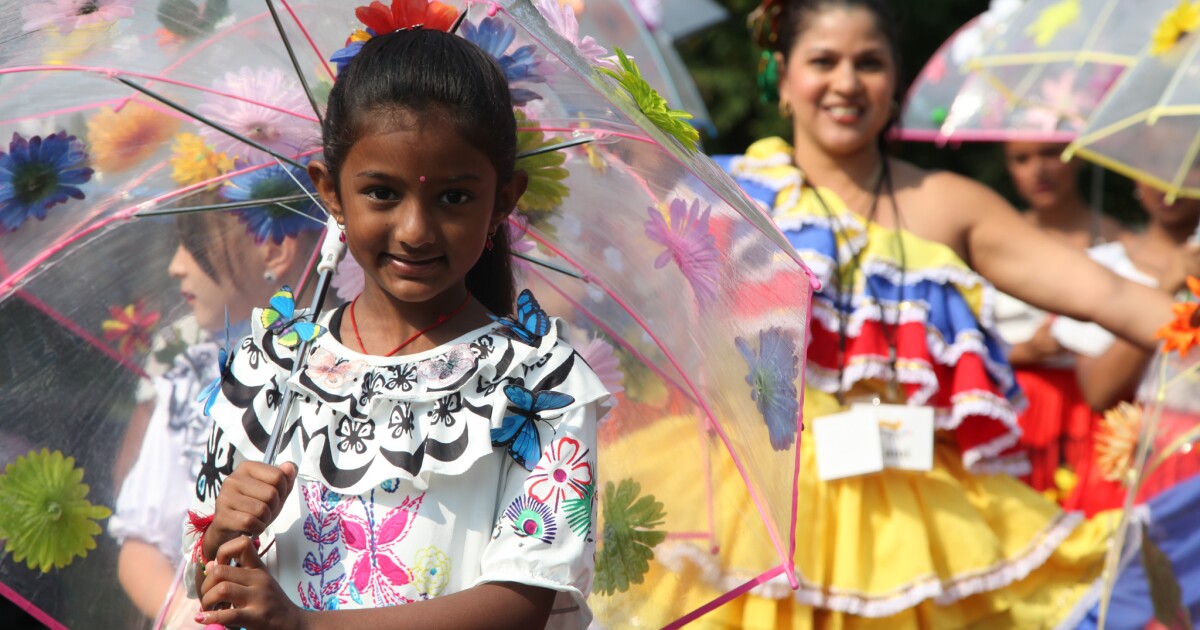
349,293,472,357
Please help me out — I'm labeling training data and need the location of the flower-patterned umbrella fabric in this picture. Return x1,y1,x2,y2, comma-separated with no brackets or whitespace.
965,0,1178,138
0,1,814,627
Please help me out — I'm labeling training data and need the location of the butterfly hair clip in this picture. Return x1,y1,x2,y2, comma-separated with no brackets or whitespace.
491,383,575,471
489,289,551,346
261,285,326,348
196,307,234,416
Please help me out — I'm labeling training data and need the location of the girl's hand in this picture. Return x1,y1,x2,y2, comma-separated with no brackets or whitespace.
205,461,297,563
197,536,308,630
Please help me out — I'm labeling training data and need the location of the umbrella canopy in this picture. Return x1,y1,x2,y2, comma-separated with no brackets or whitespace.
966,0,1177,136
898,1,1096,144
1064,12,1200,201
0,0,815,627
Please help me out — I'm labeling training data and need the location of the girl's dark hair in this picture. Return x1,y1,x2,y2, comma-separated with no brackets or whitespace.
773,0,905,143
321,28,518,315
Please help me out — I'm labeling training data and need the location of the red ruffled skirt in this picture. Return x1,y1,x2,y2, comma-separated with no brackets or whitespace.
1012,367,1098,494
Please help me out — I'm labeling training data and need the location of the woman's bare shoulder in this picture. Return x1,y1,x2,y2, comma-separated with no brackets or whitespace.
888,159,1015,238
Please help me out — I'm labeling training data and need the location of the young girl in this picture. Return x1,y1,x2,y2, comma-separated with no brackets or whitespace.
111,210,316,624
183,28,607,630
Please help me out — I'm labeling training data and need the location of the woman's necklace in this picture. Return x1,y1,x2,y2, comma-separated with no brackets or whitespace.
349,293,472,357
807,159,907,405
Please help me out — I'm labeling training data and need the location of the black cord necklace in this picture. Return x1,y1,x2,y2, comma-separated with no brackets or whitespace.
806,158,908,405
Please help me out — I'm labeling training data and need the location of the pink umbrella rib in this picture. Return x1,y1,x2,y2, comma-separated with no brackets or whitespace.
0,581,68,630
518,225,795,583
16,290,148,379
278,0,337,81
664,565,790,629
0,66,319,123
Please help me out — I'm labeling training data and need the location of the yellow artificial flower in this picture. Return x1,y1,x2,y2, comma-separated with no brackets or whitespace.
87,102,180,174
169,133,234,186
1026,0,1080,47
1151,0,1200,56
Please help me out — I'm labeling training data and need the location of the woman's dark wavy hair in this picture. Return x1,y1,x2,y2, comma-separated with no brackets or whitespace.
320,28,518,315
772,0,905,146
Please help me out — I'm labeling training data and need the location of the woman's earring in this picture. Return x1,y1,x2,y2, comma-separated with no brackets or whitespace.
485,229,497,251
778,97,792,119
263,270,277,283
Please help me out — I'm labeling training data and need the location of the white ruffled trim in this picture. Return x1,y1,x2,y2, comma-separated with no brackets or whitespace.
657,511,1085,617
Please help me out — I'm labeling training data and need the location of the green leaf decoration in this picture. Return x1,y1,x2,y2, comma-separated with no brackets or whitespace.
1141,523,1194,629
0,449,111,573
594,479,667,596
514,109,570,225
599,48,700,153
563,479,595,538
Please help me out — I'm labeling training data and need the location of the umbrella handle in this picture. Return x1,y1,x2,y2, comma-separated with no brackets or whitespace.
262,218,346,465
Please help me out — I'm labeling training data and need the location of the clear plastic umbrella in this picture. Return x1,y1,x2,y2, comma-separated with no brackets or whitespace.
0,0,815,627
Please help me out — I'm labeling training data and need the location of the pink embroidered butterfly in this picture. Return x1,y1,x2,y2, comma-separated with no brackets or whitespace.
340,492,425,607
306,347,362,389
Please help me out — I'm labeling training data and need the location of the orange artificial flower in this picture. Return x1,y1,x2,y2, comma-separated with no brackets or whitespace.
87,102,180,174
102,301,160,356
1095,402,1142,483
1156,276,1200,356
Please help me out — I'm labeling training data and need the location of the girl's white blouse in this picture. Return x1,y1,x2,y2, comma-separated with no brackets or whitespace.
183,306,608,629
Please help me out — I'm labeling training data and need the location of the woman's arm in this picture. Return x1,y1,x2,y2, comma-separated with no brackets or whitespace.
956,179,1173,350
1074,339,1151,411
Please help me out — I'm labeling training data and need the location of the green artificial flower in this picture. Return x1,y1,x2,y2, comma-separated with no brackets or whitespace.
514,109,570,225
600,48,700,153
594,479,666,596
0,449,111,573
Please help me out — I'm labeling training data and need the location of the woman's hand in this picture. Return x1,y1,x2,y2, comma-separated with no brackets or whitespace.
197,536,308,630
204,461,297,563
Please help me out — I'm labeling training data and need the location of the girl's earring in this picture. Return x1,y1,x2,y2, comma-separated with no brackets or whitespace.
485,229,497,251
263,270,277,283
336,221,347,243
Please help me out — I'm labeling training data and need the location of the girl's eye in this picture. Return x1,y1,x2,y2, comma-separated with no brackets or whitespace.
364,187,399,202
440,190,473,205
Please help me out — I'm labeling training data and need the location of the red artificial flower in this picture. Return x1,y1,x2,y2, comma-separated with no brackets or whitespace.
102,300,160,356
355,0,458,36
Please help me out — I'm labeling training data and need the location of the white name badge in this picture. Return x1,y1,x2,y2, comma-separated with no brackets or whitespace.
811,410,885,481
852,403,935,472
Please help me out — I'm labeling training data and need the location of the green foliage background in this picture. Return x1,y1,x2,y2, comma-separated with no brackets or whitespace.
676,0,1143,224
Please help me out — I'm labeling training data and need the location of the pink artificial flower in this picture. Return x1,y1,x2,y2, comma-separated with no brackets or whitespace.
195,67,314,164
644,198,720,310
532,0,615,69
22,0,134,34
579,337,624,397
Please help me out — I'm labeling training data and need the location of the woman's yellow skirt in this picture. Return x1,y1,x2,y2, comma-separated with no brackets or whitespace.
591,389,1120,629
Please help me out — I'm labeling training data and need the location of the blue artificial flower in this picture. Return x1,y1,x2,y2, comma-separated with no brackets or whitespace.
0,131,93,233
461,17,546,105
735,327,801,451
222,163,323,245
329,28,376,74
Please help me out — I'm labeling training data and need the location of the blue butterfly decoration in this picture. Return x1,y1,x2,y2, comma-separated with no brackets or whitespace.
261,285,326,348
489,289,550,346
196,308,234,417
491,384,575,471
